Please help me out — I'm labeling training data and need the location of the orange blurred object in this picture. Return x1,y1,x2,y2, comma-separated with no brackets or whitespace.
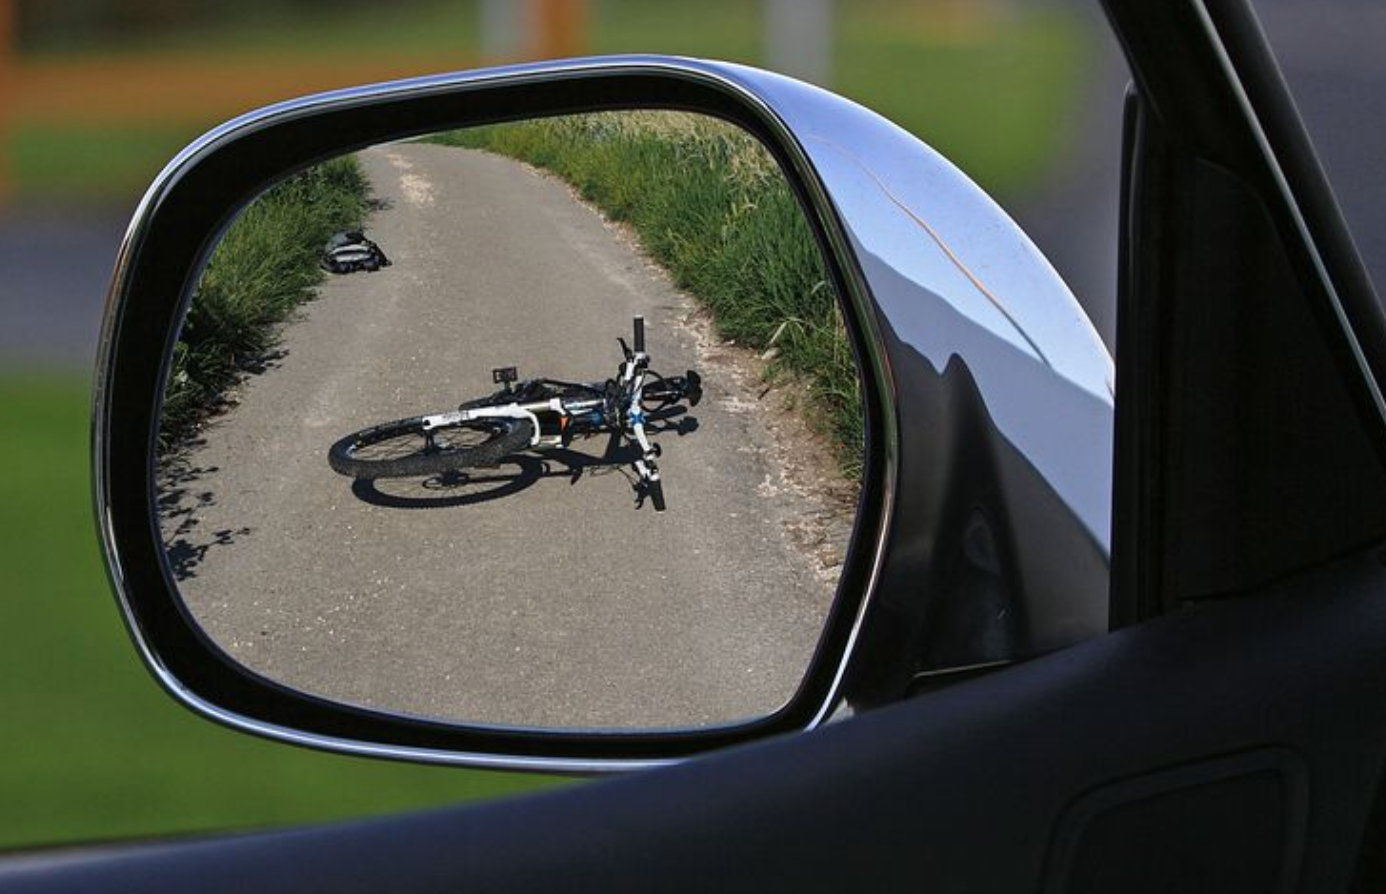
530,0,587,60
10,54,476,126
0,0,12,203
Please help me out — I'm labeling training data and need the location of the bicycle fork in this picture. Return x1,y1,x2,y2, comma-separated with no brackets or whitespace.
629,410,663,503
621,315,666,511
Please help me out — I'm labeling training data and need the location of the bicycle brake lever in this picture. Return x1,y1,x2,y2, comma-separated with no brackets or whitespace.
684,370,703,407
617,337,632,361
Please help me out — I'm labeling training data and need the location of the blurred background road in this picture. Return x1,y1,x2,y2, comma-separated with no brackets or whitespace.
1,0,1380,851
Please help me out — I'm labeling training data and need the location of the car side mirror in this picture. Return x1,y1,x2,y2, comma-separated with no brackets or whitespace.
95,56,1113,772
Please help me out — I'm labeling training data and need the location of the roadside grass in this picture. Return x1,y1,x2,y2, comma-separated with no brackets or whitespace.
0,373,563,850
430,114,864,473
8,1,1091,204
161,157,368,442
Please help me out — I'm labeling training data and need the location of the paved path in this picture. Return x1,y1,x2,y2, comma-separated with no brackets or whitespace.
159,143,846,732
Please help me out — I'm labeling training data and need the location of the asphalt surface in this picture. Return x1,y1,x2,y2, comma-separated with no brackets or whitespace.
157,143,845,732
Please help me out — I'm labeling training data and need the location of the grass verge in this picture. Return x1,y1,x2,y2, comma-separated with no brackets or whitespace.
161,157,368,442
430,113,865,473
0,373,563,849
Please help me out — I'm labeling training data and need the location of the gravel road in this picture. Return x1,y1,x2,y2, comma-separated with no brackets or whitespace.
159,142,851,732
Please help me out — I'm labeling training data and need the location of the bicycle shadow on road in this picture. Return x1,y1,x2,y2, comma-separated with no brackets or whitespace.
347,411,700,511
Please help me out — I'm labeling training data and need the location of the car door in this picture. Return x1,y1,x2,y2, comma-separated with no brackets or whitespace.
5,0,1386,891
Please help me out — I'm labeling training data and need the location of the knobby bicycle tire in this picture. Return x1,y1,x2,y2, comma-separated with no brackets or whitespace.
328,412,533,479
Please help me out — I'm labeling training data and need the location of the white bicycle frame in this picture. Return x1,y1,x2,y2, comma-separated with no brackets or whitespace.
621,349,661,491
417,333,662,491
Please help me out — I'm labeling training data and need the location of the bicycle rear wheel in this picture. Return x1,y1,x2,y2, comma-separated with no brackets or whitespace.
328,413,533,479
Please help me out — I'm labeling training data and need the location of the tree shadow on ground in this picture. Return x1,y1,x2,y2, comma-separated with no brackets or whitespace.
156,435,252,582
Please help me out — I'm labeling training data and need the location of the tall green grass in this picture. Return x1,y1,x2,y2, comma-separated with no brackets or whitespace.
162,157,368,441
431,114,864,473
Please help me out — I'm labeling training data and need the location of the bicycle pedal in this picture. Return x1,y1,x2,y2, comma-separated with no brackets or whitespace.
492,366,518,385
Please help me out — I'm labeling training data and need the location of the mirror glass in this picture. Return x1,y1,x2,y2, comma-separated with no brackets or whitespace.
156,111,863,732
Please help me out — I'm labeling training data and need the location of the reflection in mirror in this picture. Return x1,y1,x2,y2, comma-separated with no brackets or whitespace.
156,111,863,732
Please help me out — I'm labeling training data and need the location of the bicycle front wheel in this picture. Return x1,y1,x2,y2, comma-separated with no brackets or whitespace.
328,413,533,479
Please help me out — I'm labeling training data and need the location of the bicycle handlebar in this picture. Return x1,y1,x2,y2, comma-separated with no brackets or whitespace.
633,315,646,354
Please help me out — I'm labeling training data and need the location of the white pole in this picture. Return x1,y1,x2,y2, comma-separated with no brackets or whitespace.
765,0,833,86
480,0,523,61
